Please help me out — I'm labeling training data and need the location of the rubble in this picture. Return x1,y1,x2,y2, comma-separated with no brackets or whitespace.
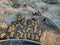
40,28,60,45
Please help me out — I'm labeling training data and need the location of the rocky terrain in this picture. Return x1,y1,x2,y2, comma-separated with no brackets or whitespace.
0,0,60,45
